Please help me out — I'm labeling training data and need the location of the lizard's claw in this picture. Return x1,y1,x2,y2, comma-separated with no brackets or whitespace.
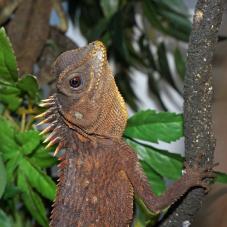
183,158,218,193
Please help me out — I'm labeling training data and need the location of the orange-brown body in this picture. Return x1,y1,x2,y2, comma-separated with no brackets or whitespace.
51,139,134,227
36,41,214,227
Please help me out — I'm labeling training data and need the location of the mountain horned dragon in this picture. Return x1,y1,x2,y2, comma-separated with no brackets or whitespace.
36,41,214,227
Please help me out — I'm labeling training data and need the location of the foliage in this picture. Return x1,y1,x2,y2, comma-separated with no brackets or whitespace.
0,10,227,227
125,110,183,143
67,0,189,110
0,28,57,227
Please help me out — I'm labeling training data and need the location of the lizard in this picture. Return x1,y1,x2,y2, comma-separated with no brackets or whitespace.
36,41,214,227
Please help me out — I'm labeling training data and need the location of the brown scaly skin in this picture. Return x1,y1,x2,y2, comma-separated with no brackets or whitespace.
36,41,214,227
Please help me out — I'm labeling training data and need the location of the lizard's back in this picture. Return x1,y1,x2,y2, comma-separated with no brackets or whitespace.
50,140,133,227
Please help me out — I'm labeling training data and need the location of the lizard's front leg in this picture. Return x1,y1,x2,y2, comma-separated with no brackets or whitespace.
119,142,214,214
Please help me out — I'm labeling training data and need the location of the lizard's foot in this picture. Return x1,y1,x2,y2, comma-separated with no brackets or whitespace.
183,157,218,193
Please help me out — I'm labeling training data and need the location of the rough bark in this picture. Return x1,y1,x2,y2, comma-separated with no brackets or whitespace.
159,0,224,226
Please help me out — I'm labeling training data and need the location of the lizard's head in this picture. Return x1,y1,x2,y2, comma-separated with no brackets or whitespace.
36,41,128,150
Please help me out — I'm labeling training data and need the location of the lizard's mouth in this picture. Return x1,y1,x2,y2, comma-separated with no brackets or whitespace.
35,94,67,156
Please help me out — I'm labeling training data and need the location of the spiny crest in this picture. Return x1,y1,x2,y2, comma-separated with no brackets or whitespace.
35,95,65,156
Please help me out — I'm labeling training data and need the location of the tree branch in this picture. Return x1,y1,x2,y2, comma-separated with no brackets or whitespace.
159,0,224,226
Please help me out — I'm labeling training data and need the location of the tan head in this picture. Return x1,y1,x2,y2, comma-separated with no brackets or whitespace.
38,41,128,143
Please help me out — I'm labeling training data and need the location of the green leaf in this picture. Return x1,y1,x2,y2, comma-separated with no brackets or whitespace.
3,184,21,200
31,146,58,168
0,116,19,160
140,161,165,195
147,72,167,111
158,7,191,41
215,171,227,184
157,42,181,94
0,209,12,227
159,0,188,13
16,130,41,155
0,116,22,180
100,0,119,18
0,72,21,110
174,48,186,79
19,158,56,200
0,103,4,114
0,116,15,140
17,74,39,98
115,71,139,111
127,140,183,180
124,110,183,143
17,174,48,227
0,84,20,95
0,27,18,83
134,197,158,227
87,18,109,41
13,211,33,227
6,154,22,181
134,206,147,227
0,93,22,110
142,0,190,42
0,155,7,198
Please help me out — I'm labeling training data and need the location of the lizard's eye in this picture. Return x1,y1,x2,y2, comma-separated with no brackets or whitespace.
69,76,82,89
